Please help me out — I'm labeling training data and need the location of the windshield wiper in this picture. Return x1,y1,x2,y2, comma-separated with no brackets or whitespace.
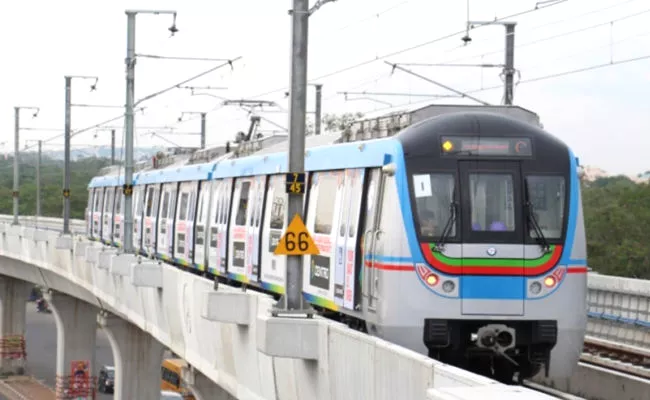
526,201,550,254
433,202,457,252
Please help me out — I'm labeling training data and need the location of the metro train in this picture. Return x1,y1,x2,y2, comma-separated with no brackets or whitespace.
85,111,588,383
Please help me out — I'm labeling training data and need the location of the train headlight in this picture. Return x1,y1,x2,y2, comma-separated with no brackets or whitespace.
543,276,556,288
426,274,438,286
529,281,542,294
442,280,455,293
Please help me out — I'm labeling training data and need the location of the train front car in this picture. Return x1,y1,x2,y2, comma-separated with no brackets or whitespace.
397,112,587,383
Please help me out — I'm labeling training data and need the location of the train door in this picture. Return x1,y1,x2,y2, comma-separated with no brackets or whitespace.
246,175,267,283
260,175,287,294
143,185,160,255
458,160,525,316
92,188,104,238
260,174,309,295
101,187,115,244
208,179,232,276
228,178,254,283
333,169,365,310
361,168,383,312
86,189,94,237
133,185,145,252
194,180,212,271
173,181,199,267
303,170,344,308
113,188,124,247
157,183,178,260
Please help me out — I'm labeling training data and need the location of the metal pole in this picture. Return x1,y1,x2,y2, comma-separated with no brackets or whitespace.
504,23,516,105
123,11,136,253
200,113,206,149
12,108,19,225
111,129,116,165
283,0,310,312
63,76,72,234
36,140,42,218
314,84,322,135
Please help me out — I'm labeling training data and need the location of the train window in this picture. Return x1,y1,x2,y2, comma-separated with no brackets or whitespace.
235,181,251,226
469,173,515,232
104,189,113,212
115,191,122,214
314,173,338,235
188,192,197,222
168,190,178,218
94,190,102,212
412,173,456,238
178,193,189,221
269,177,285,230
160,192,170,219
145,187,155,217
348,171,363,238
525,176,565,239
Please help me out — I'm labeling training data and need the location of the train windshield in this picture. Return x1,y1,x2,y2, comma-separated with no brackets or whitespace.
412,173,456,239
410,170,567,243
524,176,565,240
468,173,515,232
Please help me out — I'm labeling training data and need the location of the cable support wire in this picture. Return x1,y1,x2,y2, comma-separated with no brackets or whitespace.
242,0,569,101
364,52,650,115
24,58,241,152
438,7,650,66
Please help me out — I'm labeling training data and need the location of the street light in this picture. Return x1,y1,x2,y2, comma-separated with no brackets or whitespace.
63,75,99,234
12,106,39,225
123,9,179,253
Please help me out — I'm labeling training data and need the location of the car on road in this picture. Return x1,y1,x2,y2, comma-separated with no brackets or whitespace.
97,365,115,394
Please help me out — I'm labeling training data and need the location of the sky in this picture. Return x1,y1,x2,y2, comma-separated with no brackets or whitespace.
3,0,649,174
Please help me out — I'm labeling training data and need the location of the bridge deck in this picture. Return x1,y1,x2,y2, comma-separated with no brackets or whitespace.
0,376,55,400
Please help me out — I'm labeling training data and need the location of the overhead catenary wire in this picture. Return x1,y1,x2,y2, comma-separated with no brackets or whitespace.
241,0,570,102
362,52,650,115
435,7,650,66
23,59,242,152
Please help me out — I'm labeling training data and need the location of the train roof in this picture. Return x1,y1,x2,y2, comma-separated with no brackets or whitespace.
395,111,569,158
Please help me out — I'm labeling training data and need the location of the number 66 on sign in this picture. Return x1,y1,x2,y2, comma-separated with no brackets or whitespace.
274,214,320,256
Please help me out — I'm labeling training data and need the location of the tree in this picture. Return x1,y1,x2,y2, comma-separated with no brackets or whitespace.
0,156,111,220
582,177,650,278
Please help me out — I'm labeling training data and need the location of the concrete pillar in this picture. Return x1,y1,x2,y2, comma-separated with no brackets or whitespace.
0,277,31,376
98,311,164,400
45,291,98,399
183,365,235,400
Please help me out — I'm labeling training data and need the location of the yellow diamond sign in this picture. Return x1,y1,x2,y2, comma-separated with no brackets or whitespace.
442,140,453,152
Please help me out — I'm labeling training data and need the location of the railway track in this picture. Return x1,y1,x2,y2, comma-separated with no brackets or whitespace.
581,335,650,380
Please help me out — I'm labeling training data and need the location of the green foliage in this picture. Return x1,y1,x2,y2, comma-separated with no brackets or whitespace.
582,177,650,278
0,156,111,220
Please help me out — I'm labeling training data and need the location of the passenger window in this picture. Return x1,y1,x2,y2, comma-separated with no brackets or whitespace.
469,173,515,232
314,172,338,235
145,188,154,217
236,182,251,226
160,192,170,218
348,171,363,238
188,192,196,222
178,193,189,221
525,176,565,239
269,177,286,230
412,173,456,238
115,192,122,214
